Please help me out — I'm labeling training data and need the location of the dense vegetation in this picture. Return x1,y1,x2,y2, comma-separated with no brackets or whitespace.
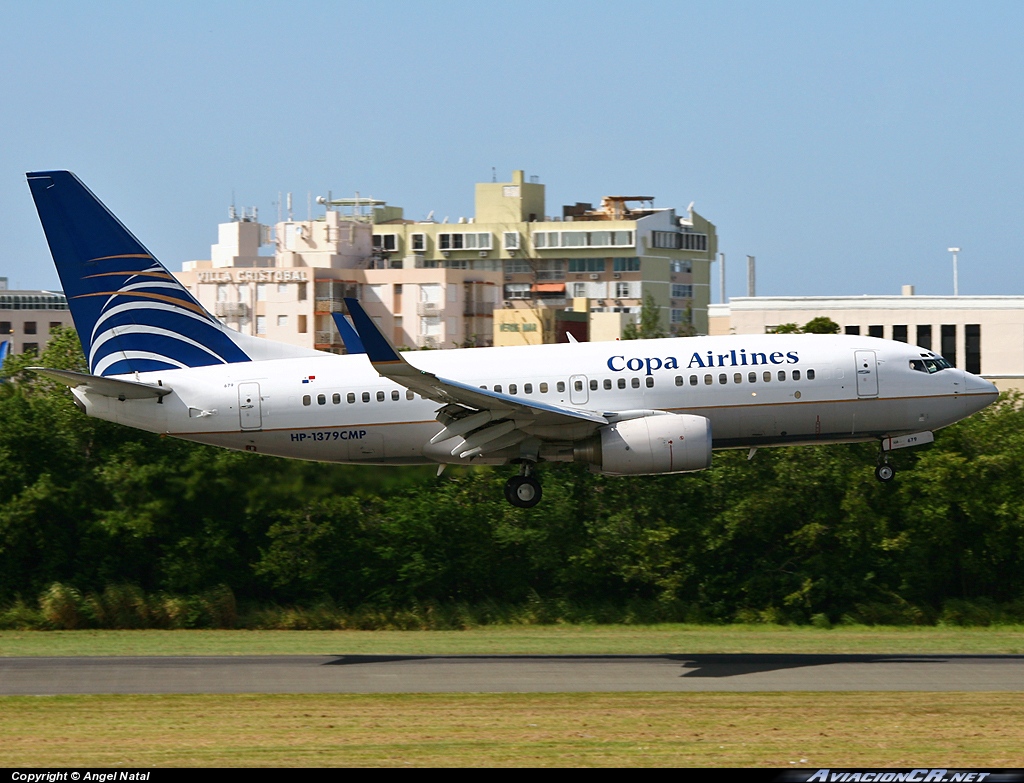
1,328,1022,629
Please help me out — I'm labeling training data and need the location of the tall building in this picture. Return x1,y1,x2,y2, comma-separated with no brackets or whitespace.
175,170,717,351
369,170,717,345
0,280,74,355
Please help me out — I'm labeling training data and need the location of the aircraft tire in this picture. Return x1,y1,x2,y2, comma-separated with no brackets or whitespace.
875,463,896,482
505,475,542,508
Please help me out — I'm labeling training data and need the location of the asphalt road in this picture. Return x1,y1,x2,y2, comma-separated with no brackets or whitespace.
1,654,1022,694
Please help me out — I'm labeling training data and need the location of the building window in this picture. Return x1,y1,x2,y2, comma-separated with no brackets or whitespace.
614,282,630,298
533,230,633,249
297,315,307,334
24,322,36,335
217,285,228,302
257,284,267,301
421,316,441,336
535,259,565,280
22,343,37,354
868,325,883,338
893,325,907,343
652,231,708,251
277,315,288,327
438,232,492,251
612,257,641,272
503,232,520,251
966,324,981,374
277,283,288,294
297,283,307,301
671,284,692,299
504,258,532,274
504,283,531,300
0,322,10,334
670,309,684,324
372,234,399,252
917,324,932,350
845,325,860,335
256,315,266,335
941,324,956,367
567,258,605,273
411,233,426,252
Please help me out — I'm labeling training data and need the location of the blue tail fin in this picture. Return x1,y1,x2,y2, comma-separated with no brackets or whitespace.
27,171,254,376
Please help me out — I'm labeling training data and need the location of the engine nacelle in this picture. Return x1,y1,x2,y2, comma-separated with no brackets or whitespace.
575,413,712,475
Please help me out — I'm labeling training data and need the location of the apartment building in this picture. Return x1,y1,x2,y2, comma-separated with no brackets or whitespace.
0,278,74,355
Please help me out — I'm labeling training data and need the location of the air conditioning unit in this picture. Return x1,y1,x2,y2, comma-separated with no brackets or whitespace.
442,251,450,258
613,273,621,279
504,275,513,282
589,273,599,280
479,251,487,258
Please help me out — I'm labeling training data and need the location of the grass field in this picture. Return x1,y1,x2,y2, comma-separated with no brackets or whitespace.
3,626,1021,768
2,624,1023,656
1,692,1022,767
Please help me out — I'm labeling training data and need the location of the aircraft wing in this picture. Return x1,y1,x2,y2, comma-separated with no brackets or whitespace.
344,298,606,433
28,367,172,399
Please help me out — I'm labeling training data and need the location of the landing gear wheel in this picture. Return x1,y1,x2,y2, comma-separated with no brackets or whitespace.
505,475,542,508
875,463,896,482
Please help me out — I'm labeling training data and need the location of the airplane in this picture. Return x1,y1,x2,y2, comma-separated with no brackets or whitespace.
26,170,999,508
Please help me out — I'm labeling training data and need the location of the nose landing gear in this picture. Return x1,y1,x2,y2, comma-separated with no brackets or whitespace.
505,462,542,508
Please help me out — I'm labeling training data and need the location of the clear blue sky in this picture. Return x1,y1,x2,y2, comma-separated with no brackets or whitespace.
2,1,1022,298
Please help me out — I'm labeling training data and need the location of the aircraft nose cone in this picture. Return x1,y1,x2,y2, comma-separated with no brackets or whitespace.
965,372,998,395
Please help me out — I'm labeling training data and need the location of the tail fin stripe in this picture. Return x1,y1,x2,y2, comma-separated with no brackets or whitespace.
89,254,154,262
89,325,227,367
96,354,187,376
83,271,175,280
73,290,211,316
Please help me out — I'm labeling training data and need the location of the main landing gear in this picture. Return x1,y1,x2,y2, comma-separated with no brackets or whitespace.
505,462,542,508
875,446,896,483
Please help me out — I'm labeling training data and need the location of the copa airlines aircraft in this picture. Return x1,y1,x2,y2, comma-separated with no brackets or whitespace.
27,171,999,507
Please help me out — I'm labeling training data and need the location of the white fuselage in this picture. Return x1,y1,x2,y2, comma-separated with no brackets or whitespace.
73,334,998,467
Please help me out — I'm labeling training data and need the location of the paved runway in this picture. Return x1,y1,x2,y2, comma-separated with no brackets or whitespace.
2,654,1023,694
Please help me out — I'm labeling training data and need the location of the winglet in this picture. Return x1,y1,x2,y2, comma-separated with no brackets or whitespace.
344,298,404,365
330,312,365,355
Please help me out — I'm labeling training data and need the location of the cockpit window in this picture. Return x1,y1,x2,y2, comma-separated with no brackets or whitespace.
910,356,952,374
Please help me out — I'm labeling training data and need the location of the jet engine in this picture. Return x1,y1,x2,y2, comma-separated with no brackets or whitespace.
574,413,712,475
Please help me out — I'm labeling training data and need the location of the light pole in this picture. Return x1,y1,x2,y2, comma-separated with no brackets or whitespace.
948,247,961,296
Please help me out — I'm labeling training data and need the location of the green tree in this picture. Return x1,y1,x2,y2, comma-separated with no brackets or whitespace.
622,294,667,340
772,323,802,334
802,316,841,334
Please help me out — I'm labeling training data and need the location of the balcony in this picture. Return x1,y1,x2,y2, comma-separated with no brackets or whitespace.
314,298,346,314
315,330,339,346
464,302,494,317
214,302,249,318
416,301,440,316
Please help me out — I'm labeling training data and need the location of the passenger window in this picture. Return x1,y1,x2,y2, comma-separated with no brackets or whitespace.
719,373,727,385
302,395,311,406
317,394,326,405
645,376,654,388
704,374,713,385
524,383,533,394
631,377,640,388
347,393,355,404
376,391,385,402
748,372,757,383
590,379,598,391
778,371,786,381
362,392,370,403
734,373,742,383
807,369,816,380
391,390,400,401
604,379,612,390
332,393,341,404
617,378,626,389
793,370,801,381
557,381,566,393
675,376,683,386
494,384,502,393
573,381,582,392
763,371,771,382
510,384,518,394
689,375,698,386
406,390,414,400
540,382,549,393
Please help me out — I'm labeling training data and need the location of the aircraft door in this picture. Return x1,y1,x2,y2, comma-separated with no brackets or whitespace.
238,382,263,429
855,351,878,397
569,374,589,405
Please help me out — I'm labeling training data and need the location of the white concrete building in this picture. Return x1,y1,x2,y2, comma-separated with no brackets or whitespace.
709,287,1024,390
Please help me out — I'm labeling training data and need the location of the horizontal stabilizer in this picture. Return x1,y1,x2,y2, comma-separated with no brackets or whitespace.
29,367,172,399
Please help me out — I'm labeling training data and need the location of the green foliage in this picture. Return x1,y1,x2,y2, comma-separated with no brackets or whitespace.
801,316,841,334
622,294,668,340
772,323,802,334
